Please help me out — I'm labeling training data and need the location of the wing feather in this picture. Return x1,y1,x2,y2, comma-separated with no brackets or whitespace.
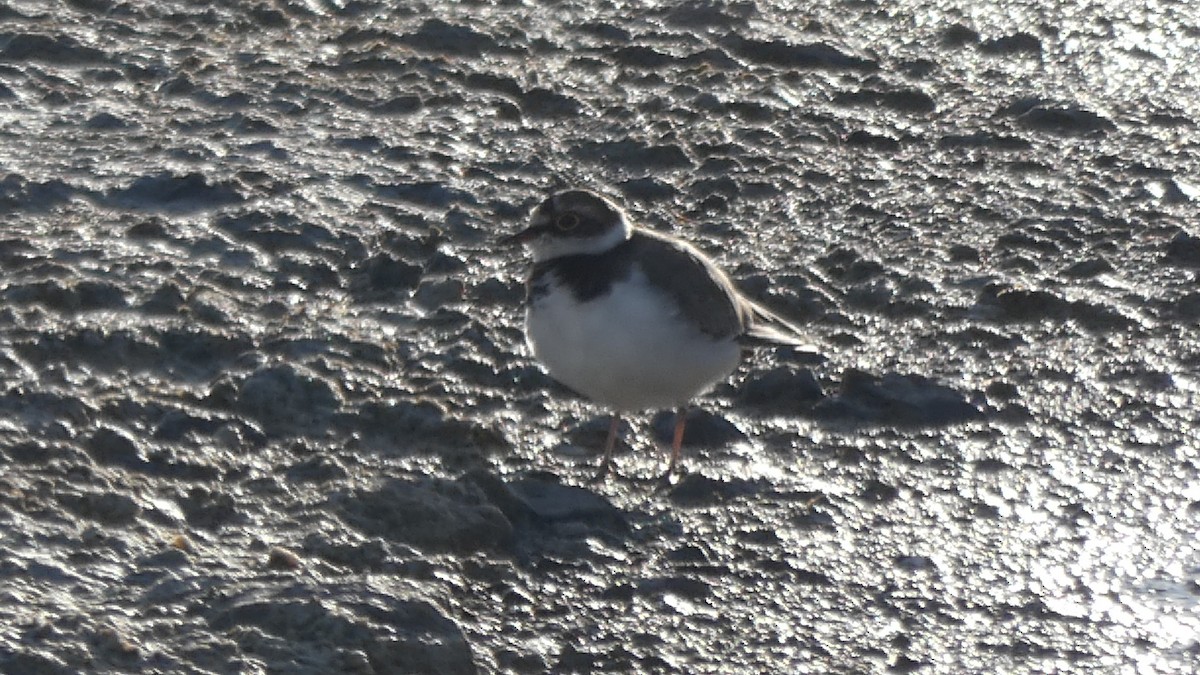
632,229,819,353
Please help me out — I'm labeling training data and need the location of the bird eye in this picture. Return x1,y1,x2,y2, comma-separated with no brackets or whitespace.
555,213,580,230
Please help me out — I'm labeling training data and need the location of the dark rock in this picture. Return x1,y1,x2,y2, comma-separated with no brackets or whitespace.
508,476,626,527
285,454,347,483
889,655,929,673
1165,231,1200,267
101,171,244,213
1174,293,1200,320
470,277,518,306
1018,105,1113,135
1000,99,1114,136
303,534,389,570
464,71,522,97
845,129,901,151
178,487,240,528
0,390,95,435
563,415,630,453
211,592,477,675
635,575,712,599
157,73,195,96
1068,299,1136,331
979,284,1071,321
980,32,1042,55
156,327,253,374
667,473,760,506
976,282,1134,331
723,35,877,71
233,364,341,434
611,45,676,68
845,279,897,311
85,111,132,129
356,398,504,451
7,439,62,464
338,477,512,553
571,139,693,170
371,94,422,115
3,280,79,310
358,253,423,294
996,231,1059,255
792,509,836,531
973,458,1014,473
984,380,1020,401
141,282,186,313
619,176,678,201
425,249,469,275
895,555,936,571
938,132,1032,150
413,278,464,310
555,645,600,672
18,327,160,371
576,20,631,41
651,408,747,447
948,244,981,262
941,24,980,47
1062,257,1114,278
358,398,444,434
86,427,147,468
463,469,537,524
214,210,342,255
666,544,710,563
1160,178,1200,204
690,176,740,200
736,366,825,413
59,489,141,524
791,568,835,585
372,180,472,207
518,87,582,118
663,2,754,28
399,18,504,57
813,369,982,426
997,254,1037,274
73,280,128,308
137,547,190,570
0,650,75,675
858,479,899,503
0,32,108,63
833,88,935,113
497,649,548,674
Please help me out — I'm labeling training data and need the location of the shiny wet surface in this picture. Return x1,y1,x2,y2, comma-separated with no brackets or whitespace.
1,1,1198,672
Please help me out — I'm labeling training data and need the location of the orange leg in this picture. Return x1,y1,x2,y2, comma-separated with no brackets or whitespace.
666,408,687,476
593,415,621,480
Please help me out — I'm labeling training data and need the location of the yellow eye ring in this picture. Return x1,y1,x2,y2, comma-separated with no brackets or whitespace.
555,213,580,230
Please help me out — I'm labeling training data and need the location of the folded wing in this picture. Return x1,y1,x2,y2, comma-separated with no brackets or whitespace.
632,229,820,353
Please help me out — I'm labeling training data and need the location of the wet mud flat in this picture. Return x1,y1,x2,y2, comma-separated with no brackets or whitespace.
1,0,1199,673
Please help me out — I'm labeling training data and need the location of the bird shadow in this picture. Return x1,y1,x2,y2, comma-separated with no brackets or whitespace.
738,366,986,428
810,368,986,427
462,468,635,565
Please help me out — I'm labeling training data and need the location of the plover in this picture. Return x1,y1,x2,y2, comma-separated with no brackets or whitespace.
505,188,817,479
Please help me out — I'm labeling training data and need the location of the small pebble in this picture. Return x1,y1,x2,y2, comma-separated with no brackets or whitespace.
267,546,302,570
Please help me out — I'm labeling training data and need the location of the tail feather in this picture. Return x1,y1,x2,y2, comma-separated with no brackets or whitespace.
740,301,820,352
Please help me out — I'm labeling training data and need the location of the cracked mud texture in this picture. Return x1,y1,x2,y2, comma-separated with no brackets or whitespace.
1,0,1198,673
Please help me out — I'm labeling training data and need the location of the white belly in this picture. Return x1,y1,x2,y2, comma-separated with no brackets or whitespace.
526,272,741,411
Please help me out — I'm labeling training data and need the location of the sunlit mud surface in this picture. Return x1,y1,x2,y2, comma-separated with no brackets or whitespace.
1,0,1198,672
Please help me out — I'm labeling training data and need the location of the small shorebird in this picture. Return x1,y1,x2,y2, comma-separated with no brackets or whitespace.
505,189,817,479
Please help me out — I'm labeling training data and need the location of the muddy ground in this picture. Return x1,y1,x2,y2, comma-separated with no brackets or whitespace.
1,0,1198,673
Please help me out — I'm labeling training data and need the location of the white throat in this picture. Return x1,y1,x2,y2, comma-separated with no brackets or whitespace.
527,218,632,262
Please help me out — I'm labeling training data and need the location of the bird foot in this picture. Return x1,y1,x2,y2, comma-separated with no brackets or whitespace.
588,459,613,484
655,462,684,488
